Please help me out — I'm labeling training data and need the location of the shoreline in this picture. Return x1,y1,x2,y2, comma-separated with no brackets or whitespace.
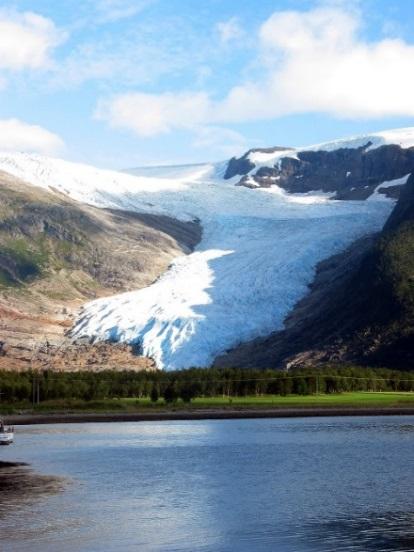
5,406,414,425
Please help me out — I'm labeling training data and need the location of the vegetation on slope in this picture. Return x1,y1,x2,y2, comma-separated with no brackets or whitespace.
336,176,414,368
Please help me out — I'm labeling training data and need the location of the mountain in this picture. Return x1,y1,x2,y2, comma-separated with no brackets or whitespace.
225,128,414,199
0,128,413,371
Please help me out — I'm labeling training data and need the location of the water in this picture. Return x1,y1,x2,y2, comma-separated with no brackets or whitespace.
1,416,413,551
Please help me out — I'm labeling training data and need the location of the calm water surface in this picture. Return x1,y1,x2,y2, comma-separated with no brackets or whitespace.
1,416,413,552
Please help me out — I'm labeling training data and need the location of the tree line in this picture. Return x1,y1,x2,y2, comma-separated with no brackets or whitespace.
1,364,413,404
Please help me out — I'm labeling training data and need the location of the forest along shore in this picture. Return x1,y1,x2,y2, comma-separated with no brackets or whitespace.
2,368,414,424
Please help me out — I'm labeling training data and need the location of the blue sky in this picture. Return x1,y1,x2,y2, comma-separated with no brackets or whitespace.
1,0,414,168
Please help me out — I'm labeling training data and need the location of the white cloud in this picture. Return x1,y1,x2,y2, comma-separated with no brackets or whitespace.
0,119,64,154
216,17,244,44
97,5,414,139
0,10,63,72
233,6,414,120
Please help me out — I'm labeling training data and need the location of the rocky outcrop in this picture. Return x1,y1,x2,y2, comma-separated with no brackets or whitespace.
227,143,414,200
224,147,293,179
215,174,414,370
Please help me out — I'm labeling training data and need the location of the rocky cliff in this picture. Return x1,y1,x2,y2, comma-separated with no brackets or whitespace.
224,146,293,179
226,141,414,200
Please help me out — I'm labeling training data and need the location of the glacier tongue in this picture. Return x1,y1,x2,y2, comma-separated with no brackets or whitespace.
71,204,393,370
0,152,396,370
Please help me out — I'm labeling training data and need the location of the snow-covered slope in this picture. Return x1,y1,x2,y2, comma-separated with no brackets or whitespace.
125,162,225,180
0,131,404,369
247,127,414,167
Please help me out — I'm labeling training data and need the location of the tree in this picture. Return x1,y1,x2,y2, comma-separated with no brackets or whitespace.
293,377,308,395
163,382,179,404
150,384,159,403
180,382,201,403
280,378,293,396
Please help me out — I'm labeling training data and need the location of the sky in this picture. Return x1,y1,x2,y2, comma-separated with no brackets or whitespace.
1,0,414,168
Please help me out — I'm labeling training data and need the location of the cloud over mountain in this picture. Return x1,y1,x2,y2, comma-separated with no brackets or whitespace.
0,119,64,154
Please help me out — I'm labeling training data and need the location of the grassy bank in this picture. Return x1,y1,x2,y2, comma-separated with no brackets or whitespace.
2,391,414,416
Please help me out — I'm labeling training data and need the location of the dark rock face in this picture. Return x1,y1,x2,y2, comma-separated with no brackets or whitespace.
224,156,255,180
215,174,414,371
227,143,414,200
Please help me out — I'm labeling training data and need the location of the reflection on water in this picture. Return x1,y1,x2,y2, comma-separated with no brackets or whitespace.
0,416,413,552
0,460,64,533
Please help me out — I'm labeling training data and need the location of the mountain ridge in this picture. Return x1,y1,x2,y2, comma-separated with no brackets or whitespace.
224,128,414,200
0,127,413,370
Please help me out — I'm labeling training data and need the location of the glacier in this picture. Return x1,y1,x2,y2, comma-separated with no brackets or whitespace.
0,133,404,369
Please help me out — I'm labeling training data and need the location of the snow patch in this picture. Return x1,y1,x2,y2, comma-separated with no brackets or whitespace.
368,174,410,202
297,127,414,154
248,149,295,165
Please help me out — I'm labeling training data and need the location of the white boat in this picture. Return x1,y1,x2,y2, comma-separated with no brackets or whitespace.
0,420,14,445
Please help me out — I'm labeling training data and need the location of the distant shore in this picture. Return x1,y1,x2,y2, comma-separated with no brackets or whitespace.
5,406,414,425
